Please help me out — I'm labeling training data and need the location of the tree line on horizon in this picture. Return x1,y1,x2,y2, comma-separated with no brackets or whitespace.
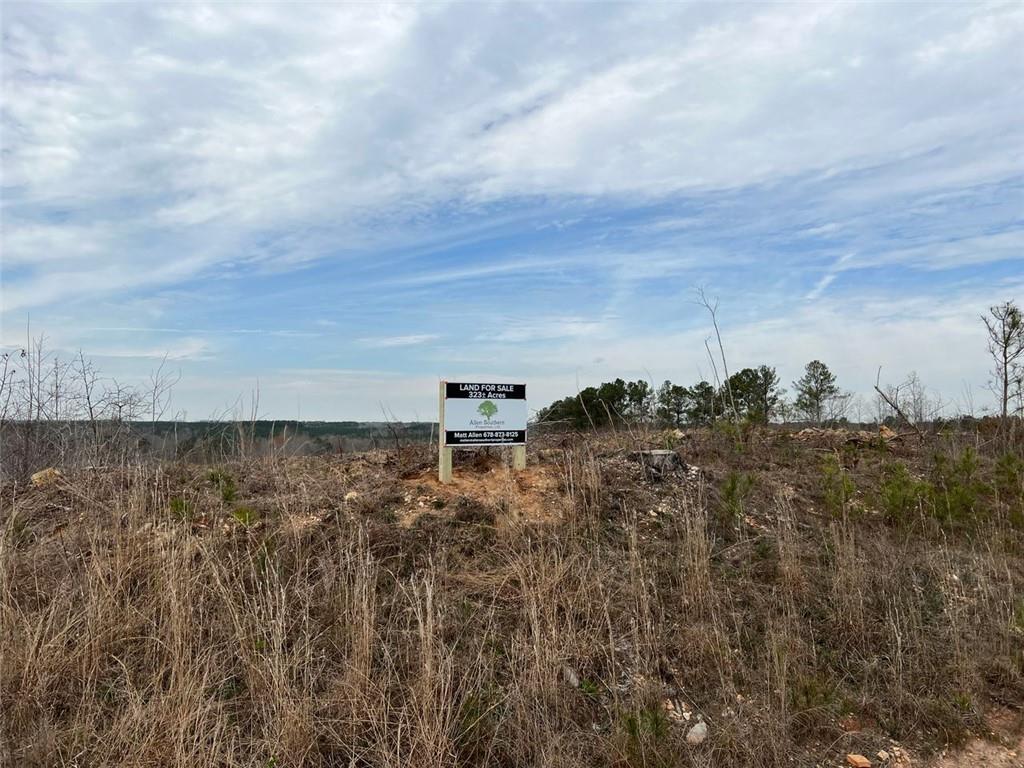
1,300,1021,439
537,300,1024,430
535,359,844,429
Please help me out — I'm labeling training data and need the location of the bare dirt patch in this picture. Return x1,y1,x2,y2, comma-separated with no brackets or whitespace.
927,708,1023,767
397,454,568,527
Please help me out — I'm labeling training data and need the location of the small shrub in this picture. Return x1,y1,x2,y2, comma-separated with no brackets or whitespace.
9,511,30,547
452,496,497,525
97,676,121,704
994,452,1024,496
455,688,501,763
720,470,753,523
994,452,1024,527
169,496,193,520
753,536,776,562
208,468,238,502
929,448,987,526
790,673,839,721
878,463,927,525
232,506,259,526
951,691,975,716
622,706,668,741
821,454,855,517
620,704,672,768
216,676,246,700
656,429,686,449
710,418,753,453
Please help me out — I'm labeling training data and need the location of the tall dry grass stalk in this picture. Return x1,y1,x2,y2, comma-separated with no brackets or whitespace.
672,482,713,619
559,443,603,537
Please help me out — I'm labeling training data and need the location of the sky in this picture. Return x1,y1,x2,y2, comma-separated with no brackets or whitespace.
2,1,1023,420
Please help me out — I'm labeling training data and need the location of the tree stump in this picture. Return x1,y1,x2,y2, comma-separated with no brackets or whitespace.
632,449,685,479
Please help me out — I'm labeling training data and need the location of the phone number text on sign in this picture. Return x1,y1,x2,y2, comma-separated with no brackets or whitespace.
445,429,527,445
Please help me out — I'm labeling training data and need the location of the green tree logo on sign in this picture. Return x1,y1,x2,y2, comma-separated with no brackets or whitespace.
477,400,498,421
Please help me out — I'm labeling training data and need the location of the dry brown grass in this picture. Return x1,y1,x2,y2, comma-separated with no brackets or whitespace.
2,430,1022,767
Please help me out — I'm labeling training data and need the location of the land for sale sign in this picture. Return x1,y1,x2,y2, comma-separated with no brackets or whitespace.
442,382,527,446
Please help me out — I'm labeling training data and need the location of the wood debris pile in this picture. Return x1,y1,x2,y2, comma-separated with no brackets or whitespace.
791,425,903,447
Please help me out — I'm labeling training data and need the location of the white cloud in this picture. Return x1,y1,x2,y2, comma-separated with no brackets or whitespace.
357,334,439,348
3,1,1021,310
852,230,1024,272
805,273,838,301
89,337,212,361
2,2,1021,418
486,316,610,343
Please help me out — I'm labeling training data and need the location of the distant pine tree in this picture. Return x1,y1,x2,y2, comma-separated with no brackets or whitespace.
793,360,839,424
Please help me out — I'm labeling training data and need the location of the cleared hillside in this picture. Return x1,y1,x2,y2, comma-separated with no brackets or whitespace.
2,427,1022,767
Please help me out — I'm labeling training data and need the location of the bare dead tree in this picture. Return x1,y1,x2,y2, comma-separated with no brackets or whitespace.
0,331,181,478
147,354,181,425
380,402,408,465
0,352,16,427
74,351,104,440
879,372,938,426
824,391,854,425
696,288,739,425
874,367,924,440
703,337,721,389
982,301,1024,418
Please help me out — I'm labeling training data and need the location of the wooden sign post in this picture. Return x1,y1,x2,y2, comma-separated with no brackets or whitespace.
439,381,453,483
513,443,527,471
439,380,527,484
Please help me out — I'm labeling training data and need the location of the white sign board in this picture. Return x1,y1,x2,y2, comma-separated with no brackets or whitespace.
442,381,527,446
